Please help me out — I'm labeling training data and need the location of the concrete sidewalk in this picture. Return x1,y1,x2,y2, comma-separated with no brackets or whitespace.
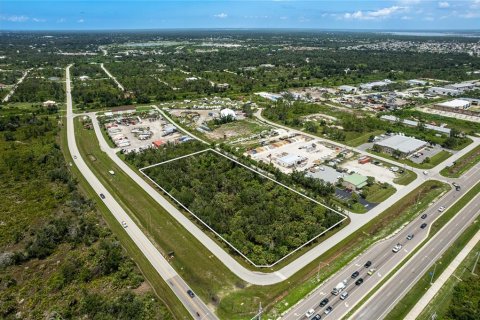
405,229,480,320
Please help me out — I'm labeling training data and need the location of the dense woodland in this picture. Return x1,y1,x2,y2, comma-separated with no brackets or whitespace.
443,271,480,320
140,149,342,265
0,110,172,319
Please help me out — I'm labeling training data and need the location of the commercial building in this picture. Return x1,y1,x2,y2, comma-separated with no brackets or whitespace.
435,99,471,110
342,173,368,191
380,115,451,135
360,79,393,91
445,82,476,92
407,79,427,86
276,154,306,168
374,135,428,158
338,85,358,93
427,87,461,96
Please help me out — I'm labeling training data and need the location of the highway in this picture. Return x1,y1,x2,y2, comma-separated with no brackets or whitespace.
65,65,217,320
86,103,479,286
281,164,480,320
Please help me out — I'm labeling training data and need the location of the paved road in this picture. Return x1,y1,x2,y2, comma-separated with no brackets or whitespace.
2,69,30,103
100,63,125,91
86,105,478,286
65,65,217,320
405,229,480,320
282,164,480,320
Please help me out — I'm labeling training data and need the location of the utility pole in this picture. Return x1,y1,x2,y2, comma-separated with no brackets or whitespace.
257,302,263,320
472,251,479,276
430,262,437,285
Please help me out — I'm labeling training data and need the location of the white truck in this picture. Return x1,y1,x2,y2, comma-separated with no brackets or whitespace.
331,280,347,295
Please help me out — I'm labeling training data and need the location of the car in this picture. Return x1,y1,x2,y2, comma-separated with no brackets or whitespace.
423,170,429,175
312,315,322,320
392,243,403,253
452,182,461,191
407,234,414,240
121,221,127,228
100,193,105,199
364,261,372,268
355,278,364,286
351,271,360,279
187,289,195,298
340,292,349,300
421,214,427,219
73,155,77,159
438,206,445,212
324,306,333,315
420,223,427,229
305,309,315,318
319,298,329,307
367,268,377,276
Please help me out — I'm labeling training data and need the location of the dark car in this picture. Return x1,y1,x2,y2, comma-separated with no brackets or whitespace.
421,214,427,219
420,223,427,229
312,314,322,320
324,306,333,315
364,261,372,268
351,271,360,279
100,193,105,199
319,298,329,307
355,278,364,286
187,289,195,298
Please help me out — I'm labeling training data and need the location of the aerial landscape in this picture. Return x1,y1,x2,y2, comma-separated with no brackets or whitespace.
1,1,480,319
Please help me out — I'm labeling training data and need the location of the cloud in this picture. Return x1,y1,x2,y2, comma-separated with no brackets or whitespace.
343,6,406,20
32,18,46,23
214,13,228,19
57,18,66,23
77,18,84,23
438,2,450,8
0,15,29,22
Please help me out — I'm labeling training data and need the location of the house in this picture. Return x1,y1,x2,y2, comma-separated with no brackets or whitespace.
374,135,428,158
343,173,368,191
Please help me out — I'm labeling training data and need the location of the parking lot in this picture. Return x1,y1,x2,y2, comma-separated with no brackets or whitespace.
246,134,344,174
101,111,184,153
341,159,404,189
407,144,444,164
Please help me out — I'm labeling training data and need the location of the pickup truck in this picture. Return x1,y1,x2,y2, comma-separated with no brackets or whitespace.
331,280,347,295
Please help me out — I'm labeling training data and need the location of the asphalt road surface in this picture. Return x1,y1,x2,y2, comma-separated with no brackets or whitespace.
65,65,217,320
282,164,480,320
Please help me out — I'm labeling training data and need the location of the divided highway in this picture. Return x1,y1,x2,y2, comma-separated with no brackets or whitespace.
282,165,480,320
65,65,217,320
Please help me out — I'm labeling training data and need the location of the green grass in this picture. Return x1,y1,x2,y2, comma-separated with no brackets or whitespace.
345,130,385,147
375,181,480,320
60,119,187,318
394,169,417,185
362,183,397,203
417,238,480,320
369,149,452,169
441,144,480,178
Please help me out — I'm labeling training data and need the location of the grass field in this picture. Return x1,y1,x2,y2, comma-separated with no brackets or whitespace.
362,183,397,203
345,129,385,147
393,169,417,185
382,181,480,320
441,144,480,178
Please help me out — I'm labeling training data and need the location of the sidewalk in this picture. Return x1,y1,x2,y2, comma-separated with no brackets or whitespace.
405,229,480,320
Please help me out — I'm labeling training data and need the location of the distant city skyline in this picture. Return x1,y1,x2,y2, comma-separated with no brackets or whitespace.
1,0,480,31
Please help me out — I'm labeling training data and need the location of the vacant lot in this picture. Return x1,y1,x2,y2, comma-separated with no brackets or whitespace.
441,144,480,178
142,149,345,266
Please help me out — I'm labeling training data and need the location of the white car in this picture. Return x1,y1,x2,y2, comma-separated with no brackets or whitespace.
340,291,349,300
392,243,403,253
121,221,128,228
438,206,446,212
305,309,315,318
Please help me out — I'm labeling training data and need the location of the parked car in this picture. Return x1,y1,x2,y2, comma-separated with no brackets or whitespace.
364,261,372,268
351,271,360,279
187,290,195,298
340,292,349,300
305,309,315,318
355,278,364,286
312,315,322,320
392,243,403,253
421,214,427,219
421,223,428,229
407,234,414,240
324,306,333,315
319,298,329,307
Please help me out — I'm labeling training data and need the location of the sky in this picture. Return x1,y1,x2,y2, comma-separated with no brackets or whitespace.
0,0,479,31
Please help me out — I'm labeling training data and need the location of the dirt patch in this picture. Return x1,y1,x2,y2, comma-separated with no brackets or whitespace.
87,154,97,161
110,105,136,112
132,281,151,295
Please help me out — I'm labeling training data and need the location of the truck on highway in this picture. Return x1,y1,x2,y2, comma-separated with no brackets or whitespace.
331,280,347,295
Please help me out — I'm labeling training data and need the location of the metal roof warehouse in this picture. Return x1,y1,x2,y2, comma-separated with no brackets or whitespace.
375,135,428,155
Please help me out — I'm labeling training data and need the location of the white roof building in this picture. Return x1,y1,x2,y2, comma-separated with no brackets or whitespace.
338,85,357,93
427,87,461,96
445,83,476,92
360,79,393,90
375,135,428,155
220,108,236,119
436,99,471,110
407,79,427,86
276,154,305,168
